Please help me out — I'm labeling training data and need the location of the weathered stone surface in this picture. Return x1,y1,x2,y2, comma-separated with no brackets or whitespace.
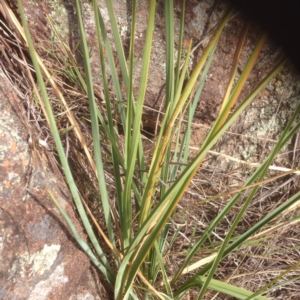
0,70,105,299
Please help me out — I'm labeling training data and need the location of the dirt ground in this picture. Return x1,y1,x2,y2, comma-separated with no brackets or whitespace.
2,0,300,299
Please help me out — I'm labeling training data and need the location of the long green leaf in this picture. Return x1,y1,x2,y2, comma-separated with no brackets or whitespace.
115,7,233,298
165,0,175,111
74,0,115,246
171,56,286,285
103,0,129,87
174,189,300,298
117,54,285,300
176,275,269,300
196,32,268,300
48,190,115,280
17,0,115,283
97,8,126,129
245,261,300,300
121,0,157,251
139,5,233,228
174,75,300,298
92,0,123,246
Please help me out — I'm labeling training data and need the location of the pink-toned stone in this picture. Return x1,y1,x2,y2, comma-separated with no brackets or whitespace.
0,70,106,299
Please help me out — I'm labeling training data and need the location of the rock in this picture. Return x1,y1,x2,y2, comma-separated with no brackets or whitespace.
0,70,107,299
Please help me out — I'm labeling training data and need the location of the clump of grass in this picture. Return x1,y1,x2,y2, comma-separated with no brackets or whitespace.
13,0,300,299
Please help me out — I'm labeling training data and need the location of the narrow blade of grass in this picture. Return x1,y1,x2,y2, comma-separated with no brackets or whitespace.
74,0,115,245
175,275,269,300
48,190,115,281
17,0,115,283
121,0,157,251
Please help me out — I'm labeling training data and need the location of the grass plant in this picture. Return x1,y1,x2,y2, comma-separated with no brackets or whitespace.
13,0,300,299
